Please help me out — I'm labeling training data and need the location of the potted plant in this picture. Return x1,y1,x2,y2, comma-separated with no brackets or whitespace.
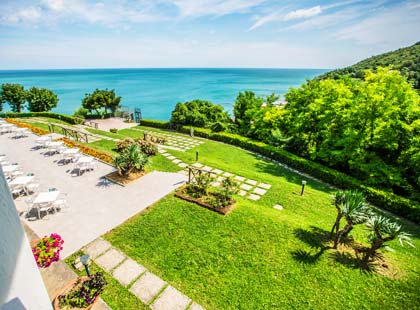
54,272,107,310
31,233,64,268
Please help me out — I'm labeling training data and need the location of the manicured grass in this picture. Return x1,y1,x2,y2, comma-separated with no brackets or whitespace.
65,251,147,310
85,128,126,140
146,154,181,173
103,126,420,309
83,139,119,156
105,195,420,310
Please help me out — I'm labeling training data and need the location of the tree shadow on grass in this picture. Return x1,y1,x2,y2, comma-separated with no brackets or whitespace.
291,226,332,264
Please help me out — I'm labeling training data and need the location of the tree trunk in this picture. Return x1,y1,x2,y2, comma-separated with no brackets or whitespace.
362,239,383,265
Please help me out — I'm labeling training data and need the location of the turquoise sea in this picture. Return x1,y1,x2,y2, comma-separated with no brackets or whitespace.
0,68,327,120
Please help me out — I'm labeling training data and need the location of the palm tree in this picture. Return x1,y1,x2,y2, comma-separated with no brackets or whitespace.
362,215,413,265
331,190,370,249
114,144,148,177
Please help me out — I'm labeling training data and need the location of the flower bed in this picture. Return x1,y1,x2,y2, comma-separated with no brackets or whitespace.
104,170,147,186
175,185,236,215
58,138,114,164
5,118,50,135
31,233,64,268
54,273,106,310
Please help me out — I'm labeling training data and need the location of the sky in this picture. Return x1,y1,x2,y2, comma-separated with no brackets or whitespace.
0,0,419,69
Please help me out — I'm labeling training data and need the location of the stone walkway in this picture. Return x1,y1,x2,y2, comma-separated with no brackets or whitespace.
83,238,205,310
159,149,271,201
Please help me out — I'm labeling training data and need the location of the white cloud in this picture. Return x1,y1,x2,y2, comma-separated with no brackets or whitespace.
335,3,420,47
284,6,321,21
168,0,265,18
1,6,42,24
42,0,65,11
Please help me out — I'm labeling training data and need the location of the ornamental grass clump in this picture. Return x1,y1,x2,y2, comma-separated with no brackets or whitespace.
58,272,107,308
114,144,148,177
32,233,64,268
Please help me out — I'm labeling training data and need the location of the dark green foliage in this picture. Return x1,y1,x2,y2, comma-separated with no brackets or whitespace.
213,177,239,208
26,87,59,112
320,41,420,89
140,119,170,129
0,111,80,124
114,144,149,177
186,173,214,198
170,99,232,129
233,91,264,134
0,83,27,112
82,89,121,116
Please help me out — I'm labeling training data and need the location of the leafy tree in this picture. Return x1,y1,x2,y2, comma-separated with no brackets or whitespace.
82,89,121,116
361,215,413,265
0,83,26,112
233,91,263,134
170,99,232,129
283,68,420,198
26,87,59,112
330,190,370,249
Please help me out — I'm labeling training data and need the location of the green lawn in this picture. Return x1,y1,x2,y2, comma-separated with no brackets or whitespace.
85,127,127,140
103,126,420,310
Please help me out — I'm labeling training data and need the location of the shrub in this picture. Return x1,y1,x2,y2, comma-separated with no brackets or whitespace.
114,145,148,177
116,138,136,153
186,173,214,198
213,177,239,208
0,112,81,124
140,119,170,129
137,139,158,156
109,128,118,133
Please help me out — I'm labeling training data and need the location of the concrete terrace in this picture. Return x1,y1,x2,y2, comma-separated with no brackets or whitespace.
0,130,187,258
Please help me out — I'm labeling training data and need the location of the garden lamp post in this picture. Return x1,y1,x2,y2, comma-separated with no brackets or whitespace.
80,254,91,277
301,180,307,196
196,151,199,162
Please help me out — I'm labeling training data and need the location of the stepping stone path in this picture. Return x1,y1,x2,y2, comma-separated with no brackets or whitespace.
83,238,205,310
142,130,204,152
158,149,272,201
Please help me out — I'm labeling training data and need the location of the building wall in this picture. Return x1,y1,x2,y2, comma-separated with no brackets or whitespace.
0,167,52,310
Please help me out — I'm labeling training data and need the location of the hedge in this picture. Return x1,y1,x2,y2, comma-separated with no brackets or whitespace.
140,119,170,129
0,112,81,125
136,120,420,223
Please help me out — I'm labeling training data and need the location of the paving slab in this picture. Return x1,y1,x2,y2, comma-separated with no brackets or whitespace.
112,258,147,287
167,155,176,160
240,183,252,191
211,169,223,175
95,248,126,272
238,190,247,196
201,166,212,172
223,172,233,177
259,183,272,189
178,163,188,168
192,163,203,168
151,285,191,310
273,204,284,210
84,238,112,259
234,176,245,182
245,179,258,186
253,187,267,195
216,176,224,182
130,272,167,304
173,159,182,164
211,181,220,187
189,302,205,310
248,194,261,201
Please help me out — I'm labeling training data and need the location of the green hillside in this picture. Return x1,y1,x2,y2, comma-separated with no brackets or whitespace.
320,42,420,89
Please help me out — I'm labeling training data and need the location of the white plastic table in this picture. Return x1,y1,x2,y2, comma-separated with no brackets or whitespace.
8,175,34,186
2,165,19,173
33,190,60,204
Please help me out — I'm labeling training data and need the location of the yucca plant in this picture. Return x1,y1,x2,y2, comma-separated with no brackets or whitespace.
331,190,371,248
362,215,413,265
114,144,148,177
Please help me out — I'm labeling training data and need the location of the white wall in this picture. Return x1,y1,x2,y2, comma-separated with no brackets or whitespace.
0,167,52,310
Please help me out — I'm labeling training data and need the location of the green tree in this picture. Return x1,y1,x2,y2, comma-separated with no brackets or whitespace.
26,87,59,112
283,67,420,197
0,83,27,112
233,91,263,135
170,99,232,129
330,190,370,249
82,89,121,116
362,215,413,266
